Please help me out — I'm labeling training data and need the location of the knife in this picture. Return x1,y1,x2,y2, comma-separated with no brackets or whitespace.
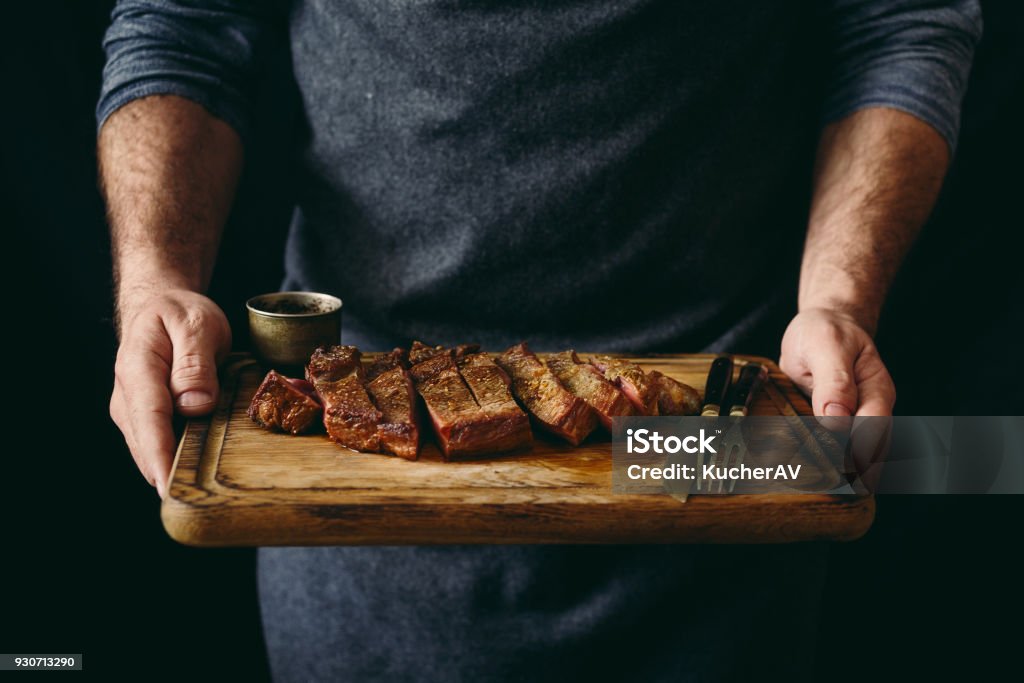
719,363,767,492
697,356,733,491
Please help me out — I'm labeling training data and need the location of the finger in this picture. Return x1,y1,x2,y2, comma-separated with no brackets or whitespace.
804,342,859,425
109,381,126,439
841,351,895,492
853,351,896,417
165,314,225,417
116,345,177,497
847,415,892,493
109,382,137,462
111,378,161,490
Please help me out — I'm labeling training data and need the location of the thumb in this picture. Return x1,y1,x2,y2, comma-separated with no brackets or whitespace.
167,319,227,417
805,343,859,421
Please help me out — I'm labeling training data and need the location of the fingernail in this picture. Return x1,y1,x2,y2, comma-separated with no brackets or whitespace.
178,390,213,408
824,402,851,417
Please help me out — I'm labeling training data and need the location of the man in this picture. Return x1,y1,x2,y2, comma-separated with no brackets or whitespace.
98,0,980,679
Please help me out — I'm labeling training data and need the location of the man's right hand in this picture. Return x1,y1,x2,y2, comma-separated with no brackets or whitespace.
98,95,243,498
110,289,231,498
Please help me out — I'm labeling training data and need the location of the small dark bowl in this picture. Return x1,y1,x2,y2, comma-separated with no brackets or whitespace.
246,292,342,370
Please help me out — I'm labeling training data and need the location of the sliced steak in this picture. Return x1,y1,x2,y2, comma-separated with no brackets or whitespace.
452,343,481,358
410,353,529,459
457,353,532,451
408,340,446,366
648,370,702,416
546,350,633,430
495,343,598,446
362,348,420,459
365,347,408,381
366,365,419,460
408,340,481,365
248,370,322,435
591,356,659,415
306,345,382,452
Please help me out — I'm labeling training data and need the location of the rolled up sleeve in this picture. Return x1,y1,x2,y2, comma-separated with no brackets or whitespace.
96,0,283,140
821,0,983,153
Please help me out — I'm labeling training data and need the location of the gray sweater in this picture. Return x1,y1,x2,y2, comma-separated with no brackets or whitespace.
98,1,979,680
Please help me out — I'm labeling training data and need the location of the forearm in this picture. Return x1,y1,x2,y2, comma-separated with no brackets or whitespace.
98,95,243,329
799,107,949,335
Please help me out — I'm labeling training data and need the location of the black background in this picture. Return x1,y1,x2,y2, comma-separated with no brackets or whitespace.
1,1,1021,679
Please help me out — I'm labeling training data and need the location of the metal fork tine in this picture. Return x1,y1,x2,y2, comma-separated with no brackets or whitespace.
717,444,736,493
715,448,724,493
711,444,728,493
710,444,720,493
724,443,736,493
727,443,747,493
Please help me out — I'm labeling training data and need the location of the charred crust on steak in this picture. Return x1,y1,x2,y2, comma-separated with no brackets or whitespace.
408,341,447,366
546,351,634,431
591,356,660,416
495,343,598,446
410,352,531,459
306,345,383,452
452,343,481,358
365,347,409,382
365,361,420,460
408,340,481,366
254,343,684,459
457,353,532,450
247,370,323,435
647,370,702,416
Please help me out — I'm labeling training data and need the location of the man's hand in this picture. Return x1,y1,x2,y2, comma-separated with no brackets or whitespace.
99,95,242,497
781,308,895,490
111,289,231,497
779,308,895,418
783,107,949,422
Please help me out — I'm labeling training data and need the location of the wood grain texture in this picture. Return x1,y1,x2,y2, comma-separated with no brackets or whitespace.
163,353,875,546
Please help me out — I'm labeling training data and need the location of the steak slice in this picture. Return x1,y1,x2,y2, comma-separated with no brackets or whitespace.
306,345,382,452
408,340,481,365
410,353,528,459
546,351,633,431
648,370,702,416
365,347,408,381
408,340,445,366
452,343,482,359
495,343,598,446
591,356,659,415
248,370,322,435
366,363,420,460
456,353,532,451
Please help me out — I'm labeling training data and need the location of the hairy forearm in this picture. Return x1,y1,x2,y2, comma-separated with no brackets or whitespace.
800,107,950,336
98,95,243,330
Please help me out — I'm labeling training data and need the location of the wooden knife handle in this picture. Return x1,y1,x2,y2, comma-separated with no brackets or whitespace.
701,356,734,416
727,363,767,417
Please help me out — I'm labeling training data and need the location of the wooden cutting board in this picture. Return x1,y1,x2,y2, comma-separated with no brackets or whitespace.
163,353,874,546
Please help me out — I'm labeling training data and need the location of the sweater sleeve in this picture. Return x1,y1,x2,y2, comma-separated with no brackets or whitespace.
821,0,982,154
96,0,284,141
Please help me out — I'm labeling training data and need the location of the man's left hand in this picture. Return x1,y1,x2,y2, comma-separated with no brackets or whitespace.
779,308,895,417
